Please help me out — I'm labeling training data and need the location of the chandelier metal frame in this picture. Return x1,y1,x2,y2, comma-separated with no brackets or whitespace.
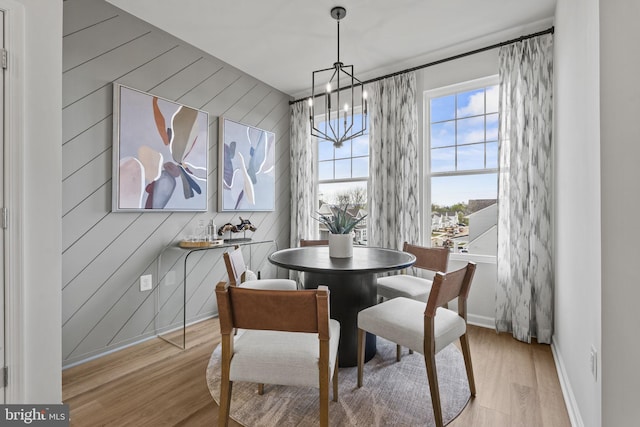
309,6,368,148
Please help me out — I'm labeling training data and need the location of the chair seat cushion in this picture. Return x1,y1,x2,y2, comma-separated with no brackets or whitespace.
229,319,340,388
239,278,297,290
358,297,465,354
376,275,433,302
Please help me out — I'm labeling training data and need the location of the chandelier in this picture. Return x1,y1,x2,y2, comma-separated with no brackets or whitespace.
309,6,368,148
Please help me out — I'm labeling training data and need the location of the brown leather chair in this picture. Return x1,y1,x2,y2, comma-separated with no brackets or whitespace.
377,242,449,302
215,282,340,427
357,262,477,427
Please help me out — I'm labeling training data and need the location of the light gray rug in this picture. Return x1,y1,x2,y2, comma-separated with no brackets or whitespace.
206,337,470,426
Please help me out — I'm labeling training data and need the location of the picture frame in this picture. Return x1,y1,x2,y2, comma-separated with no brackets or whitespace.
112,83,209,212
218,117,276,212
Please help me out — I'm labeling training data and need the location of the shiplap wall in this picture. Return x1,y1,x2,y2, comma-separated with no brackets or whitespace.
62,0,292,366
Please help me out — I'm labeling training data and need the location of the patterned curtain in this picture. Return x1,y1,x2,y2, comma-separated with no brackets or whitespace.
367,72,420,250
496,34,554,344
289,102,317,283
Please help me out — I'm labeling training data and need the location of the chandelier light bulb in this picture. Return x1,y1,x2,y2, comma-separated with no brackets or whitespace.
326,83,332,93
344,103,349,112
308,98,313,107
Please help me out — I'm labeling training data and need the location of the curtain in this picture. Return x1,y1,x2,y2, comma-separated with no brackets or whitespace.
367,72,420,250
289,102,317,283
496,34,554,344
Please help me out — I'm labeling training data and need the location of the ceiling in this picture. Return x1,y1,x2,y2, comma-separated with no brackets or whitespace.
106,0,556,99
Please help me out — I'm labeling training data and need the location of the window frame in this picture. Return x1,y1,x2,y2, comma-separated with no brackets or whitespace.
423,75,499,264
315,105,369,198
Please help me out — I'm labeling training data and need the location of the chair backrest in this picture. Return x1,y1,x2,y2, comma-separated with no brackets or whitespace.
223,246,246,286
403,242,450,273
425,262,476,318
215,281,330,339
300,239,329,247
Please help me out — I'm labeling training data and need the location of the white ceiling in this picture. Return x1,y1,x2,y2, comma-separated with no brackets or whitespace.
106,0,556,99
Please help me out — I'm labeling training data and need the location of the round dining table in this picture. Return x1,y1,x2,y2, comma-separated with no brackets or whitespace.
268,245,416,367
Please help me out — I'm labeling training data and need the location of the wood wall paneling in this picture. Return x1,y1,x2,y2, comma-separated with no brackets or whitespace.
62,0,292,366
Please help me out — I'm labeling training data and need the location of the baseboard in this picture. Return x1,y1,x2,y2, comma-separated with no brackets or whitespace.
551,336,584,427
467,313,494,329
62,313,218,369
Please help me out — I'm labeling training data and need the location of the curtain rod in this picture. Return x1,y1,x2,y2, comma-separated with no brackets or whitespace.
289,26,554,105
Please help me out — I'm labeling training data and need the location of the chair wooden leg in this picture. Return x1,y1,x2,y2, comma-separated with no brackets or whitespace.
319,342,330,427
357,328,365,387
332,359,339,402
258,383,264,395
320,375,329,427
425,352,444,427
460,333,476,396
219,377,233,427
396,344,402,362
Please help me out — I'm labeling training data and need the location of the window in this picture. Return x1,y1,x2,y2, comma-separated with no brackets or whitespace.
316,112,369,243
425,76,498,256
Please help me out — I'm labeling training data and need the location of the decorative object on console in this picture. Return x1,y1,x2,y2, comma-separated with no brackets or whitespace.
217,217,258,242
112,83,209,212
219,117,275,212
314,205,366,258
308,6,368,148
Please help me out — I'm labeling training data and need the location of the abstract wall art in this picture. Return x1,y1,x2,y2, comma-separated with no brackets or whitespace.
218,118,275,211
112,84,209,212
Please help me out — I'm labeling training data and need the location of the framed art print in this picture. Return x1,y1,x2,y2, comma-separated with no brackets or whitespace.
112,83,209,212
218,117,275,211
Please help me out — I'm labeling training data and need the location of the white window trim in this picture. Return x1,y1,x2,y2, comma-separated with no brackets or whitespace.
423,75,499,261
315,105,369,185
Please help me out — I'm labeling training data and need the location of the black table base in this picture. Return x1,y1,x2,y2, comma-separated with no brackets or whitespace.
305,271,377,367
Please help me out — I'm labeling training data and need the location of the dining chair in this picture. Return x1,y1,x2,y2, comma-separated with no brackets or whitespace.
215,281,340,427
376,242,450,360
223,246,296,290
376,242,450,302
357,262,477,427
300,239,329,246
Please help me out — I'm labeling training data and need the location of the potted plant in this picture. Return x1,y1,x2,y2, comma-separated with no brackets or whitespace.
314,205,367,258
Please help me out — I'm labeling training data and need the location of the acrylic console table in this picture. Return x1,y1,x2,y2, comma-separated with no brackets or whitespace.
155,239,276,349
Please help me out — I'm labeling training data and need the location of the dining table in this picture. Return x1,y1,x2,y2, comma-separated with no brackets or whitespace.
268,245,416,367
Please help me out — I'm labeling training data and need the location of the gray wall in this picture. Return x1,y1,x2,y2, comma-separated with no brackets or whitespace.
600,1,640,426
62,0,292,366
554,0,601,424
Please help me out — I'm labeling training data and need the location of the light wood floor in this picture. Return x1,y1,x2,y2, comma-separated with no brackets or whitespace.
62,318,571,426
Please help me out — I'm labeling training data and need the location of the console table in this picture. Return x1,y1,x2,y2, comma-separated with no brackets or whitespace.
156,239,276,349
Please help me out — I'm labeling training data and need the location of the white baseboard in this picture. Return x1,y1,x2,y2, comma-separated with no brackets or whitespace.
467,313,494,329
551,336,584,427
62,313,218,369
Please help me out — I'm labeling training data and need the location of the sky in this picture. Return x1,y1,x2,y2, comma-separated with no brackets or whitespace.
430,85,499,206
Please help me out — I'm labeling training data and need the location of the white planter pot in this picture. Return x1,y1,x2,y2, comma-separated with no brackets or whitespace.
329,233,353,258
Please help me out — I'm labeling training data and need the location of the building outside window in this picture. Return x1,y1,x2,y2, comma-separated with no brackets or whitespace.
316,112,369,243
425,76,499,256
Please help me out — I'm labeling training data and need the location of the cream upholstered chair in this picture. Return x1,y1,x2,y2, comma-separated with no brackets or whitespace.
376,242,450,302
223,246,296,290
215,281,340,427
357,262,477,427
377,242,450,360
300,239,329,246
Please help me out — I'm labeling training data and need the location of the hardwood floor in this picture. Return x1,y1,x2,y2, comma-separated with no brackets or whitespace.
63,318,571,426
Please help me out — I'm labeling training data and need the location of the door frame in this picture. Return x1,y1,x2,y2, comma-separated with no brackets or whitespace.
0,0,25,403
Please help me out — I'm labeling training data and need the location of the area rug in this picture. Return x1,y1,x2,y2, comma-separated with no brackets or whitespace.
206,337,471,426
